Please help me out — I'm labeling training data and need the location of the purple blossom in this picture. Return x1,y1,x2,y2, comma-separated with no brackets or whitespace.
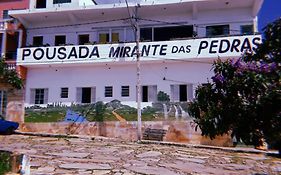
212,74,225,84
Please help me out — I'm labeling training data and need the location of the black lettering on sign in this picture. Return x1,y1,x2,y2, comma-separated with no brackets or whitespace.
252,37,261,49
241,38,252,52
209,40,219,54
186,45,191,53
123,46,131,57
131,46,138,57
58,47,67,59
141,45,150,57
151,45,160,55
68,47,78,59
33,48,44,60
218,39,230,53
109,47,120,58
46,48,56,60
198,41,208,54
160,45,167,55
172,46,178,53
231,39,241,52
89,46,100,58
22,49,31,60
79,46,89,58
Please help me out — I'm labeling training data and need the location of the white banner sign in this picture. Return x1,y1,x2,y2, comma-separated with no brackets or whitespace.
17,35,261,65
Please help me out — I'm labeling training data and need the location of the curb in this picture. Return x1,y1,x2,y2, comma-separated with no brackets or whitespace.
14,131,278,155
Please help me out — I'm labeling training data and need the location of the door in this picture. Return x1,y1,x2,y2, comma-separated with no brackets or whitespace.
179,85,187,102
82,88,91,103
142,86,148,102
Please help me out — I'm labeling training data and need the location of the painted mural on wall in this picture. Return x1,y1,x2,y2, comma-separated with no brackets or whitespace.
24,91,191,123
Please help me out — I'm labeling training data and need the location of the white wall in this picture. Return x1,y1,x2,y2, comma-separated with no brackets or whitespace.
25,61,213,105
26,7,255,46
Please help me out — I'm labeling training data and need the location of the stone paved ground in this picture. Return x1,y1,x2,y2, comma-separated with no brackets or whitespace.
0,135,281,175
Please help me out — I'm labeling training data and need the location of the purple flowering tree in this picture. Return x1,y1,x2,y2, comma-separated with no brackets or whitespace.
188,18,281,154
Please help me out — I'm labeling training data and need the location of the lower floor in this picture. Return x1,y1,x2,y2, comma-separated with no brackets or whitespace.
25,61,213,107
0,81,24,122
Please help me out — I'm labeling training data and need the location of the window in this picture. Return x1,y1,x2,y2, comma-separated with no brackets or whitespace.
33,36,43,47
142,85,157,102
170,84,193,102
32,89,48,104
3,10,9,19
76,87,96,104
60,88,68,98
53,0,71,4
121,86,130,97
78,34,89,45
241,25,254,35
36,0,46,8
105,86,113,97
0,91,7,116
154,25,193,41
206,25,229,37
140,28,153,41
112,33,119,43
55,35,66,46
99,33,109,44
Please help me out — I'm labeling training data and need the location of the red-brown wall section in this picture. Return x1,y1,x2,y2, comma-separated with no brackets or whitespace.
0,0,29,19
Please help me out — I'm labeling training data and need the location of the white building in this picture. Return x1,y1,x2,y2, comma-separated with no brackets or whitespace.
10,0,263,107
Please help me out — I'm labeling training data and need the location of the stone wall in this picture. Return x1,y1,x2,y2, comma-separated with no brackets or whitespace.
20,120,233,147
0,81,25,123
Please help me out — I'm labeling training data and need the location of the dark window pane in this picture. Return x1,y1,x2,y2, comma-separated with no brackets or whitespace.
33,36,43,46
140,28,152,41
121,86,129,97
154,25,193,41
36,0,46,8
53,0,71,4
206,25,229,37
241,25,254,35
55,35,66,46
61,87,68,98
105,86,113,97
78,34,89,45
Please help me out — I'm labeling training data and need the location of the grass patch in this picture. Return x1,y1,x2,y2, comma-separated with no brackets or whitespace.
0,151,11,175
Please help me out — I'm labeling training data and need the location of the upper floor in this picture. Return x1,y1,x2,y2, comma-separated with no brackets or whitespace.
8,0,263,66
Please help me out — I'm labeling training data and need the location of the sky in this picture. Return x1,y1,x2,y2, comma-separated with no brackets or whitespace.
258,0,281,32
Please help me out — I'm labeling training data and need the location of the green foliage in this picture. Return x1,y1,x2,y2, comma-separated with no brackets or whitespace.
94,101,106,122
188,18,281,151
0,151,11,175
157,91,170,102
0,58,23,89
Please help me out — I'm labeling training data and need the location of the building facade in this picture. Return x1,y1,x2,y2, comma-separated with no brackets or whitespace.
0,0,29,118
10,0,263,108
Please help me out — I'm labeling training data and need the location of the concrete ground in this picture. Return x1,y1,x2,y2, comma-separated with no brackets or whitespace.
0,134,281,175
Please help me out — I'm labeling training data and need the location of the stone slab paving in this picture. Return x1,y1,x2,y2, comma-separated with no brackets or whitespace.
0,135,281,175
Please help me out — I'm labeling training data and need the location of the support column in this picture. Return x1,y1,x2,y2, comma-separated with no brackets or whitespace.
18,30,23,48
1,31,7,58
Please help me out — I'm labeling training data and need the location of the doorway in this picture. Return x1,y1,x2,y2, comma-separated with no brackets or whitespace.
82,88,91,103
142,86,148,102
179,85,187,102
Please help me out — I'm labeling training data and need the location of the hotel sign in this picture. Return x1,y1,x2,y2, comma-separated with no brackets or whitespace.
17,35,261,65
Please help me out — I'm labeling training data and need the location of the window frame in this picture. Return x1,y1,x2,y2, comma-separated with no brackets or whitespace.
60,87,69,98
206,24,230,37
104,86,113,98
53,0,71,4
121,86,130,97
35,89,45,104
55,35,66,46
32,36,43,47
240,25,254,35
